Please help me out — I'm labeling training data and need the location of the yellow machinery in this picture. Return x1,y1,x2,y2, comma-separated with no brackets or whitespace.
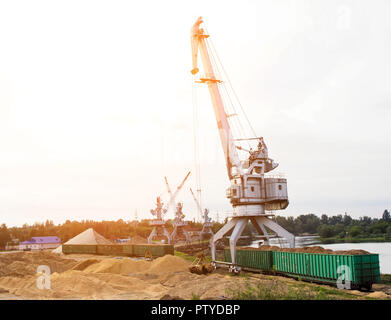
189,252,214,275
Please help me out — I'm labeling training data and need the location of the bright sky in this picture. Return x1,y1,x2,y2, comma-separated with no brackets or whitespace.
0,0,390,227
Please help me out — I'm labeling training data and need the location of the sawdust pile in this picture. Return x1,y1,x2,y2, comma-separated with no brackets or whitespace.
0,251,77,278
0,252,220,299
64,228,112,245
0,251,388,300
0,270,167,299
241,245,371,255
80,255,190,275
71,259,101,271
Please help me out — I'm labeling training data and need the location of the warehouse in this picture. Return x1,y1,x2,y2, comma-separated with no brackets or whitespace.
19,236,61,251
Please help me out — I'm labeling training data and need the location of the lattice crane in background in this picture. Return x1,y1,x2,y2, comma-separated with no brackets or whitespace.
164,172,192,244
148,171,191,244
190,187,214,240
190,17,295,273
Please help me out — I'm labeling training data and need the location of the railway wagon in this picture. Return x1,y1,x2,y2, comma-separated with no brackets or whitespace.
62,244,97,254
132,244,174,257
224,248,380,290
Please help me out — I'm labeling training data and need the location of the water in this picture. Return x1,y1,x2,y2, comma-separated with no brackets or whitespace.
250,238,391,274
316,243,391,274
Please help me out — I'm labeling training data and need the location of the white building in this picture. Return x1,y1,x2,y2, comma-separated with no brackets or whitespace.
19,236,61,251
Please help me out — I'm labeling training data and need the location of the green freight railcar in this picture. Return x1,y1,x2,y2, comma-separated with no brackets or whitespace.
96,244,126,256
122,244,133,256
224,248,273,272
62,244,97,254
272,251,380,290
133,244,174,257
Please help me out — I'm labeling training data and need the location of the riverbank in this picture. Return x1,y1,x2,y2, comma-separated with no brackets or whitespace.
320,236,391,244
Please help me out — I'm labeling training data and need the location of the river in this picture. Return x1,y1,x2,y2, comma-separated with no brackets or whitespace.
250,237,391,274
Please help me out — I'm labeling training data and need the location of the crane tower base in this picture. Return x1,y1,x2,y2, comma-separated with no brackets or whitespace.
210,216,295,272
148,224,171,244
171,224,191,244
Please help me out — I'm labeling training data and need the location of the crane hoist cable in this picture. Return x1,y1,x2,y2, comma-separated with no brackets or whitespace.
204,36,249,152
192,74,202,222
205,29,258,139
204,29,253,151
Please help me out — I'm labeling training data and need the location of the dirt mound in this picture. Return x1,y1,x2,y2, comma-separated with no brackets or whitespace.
0,251,77,277
148,255,190,274
83,258,150,275
0,269,168,299
367,291,390,299
237,245,371,255
65,228,112,245
71,259,100,271
333,249,371,255
52,245,63,254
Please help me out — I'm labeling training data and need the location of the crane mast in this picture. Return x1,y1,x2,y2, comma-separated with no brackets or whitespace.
190,17,295,272
191,17,242,179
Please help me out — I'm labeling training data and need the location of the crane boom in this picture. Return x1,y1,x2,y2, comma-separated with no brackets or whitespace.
163,171,191,212
191,17,242,179
189,187,203,216
164,176,172,195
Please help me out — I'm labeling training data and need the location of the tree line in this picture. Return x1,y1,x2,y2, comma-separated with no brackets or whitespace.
0,210,390,248
0,218,226,249
275,210,391,242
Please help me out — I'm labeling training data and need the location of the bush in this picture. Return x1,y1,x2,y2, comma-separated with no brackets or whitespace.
348,226,363,237
317,225,335,238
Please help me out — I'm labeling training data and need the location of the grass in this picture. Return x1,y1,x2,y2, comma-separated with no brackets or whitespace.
191,293,200,300
225,278,364,300
174,250,213,263
381,274,391,285
174,251,196,262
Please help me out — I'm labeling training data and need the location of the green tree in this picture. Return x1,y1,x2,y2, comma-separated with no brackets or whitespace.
317,225,334,238
348,226,363,237
382,209,390,221
0,224,11,248
320,214,328,225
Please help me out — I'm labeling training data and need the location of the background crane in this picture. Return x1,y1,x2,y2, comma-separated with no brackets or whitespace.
190,187,214,240
148,171,191,244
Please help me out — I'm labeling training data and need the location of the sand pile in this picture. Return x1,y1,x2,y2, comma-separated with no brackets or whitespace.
64,228,112,245
71,259,101,271
0,271,165,299
78,255,190,275
148,255,190,274
83,258,150,275
52,245,63,254
240,245,371,255
0,251,77,277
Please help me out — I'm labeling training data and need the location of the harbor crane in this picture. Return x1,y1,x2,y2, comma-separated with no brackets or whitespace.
190,17,295,273
190,187,214,240
164,172,192,244
171,202,191,244
148,171,191,244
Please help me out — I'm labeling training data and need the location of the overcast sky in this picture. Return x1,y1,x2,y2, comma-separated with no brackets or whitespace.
0,0,390,227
